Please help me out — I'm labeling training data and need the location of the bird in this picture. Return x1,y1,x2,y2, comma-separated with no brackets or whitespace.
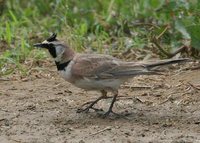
34,33,188,117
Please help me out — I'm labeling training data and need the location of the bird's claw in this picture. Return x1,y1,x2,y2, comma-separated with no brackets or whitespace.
77,106,103,113
76,107,89,113
99,110,130,119
101,110,119,118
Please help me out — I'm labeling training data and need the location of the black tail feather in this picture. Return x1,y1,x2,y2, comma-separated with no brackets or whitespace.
145,58,190,69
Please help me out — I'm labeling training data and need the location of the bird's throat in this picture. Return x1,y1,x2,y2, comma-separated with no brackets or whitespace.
55,60,71,71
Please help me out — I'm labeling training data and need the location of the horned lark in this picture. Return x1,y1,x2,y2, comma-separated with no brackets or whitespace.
34,33,188,117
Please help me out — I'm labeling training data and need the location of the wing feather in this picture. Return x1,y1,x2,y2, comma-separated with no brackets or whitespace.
71,54,152,79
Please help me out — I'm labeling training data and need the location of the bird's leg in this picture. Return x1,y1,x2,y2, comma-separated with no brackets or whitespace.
103,90,119,117
77,90,107,113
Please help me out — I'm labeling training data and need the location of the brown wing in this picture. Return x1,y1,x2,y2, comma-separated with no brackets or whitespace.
71,54,154,79
71,54,119,79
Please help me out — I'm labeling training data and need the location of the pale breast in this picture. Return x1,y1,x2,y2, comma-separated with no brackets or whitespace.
58,61,74,81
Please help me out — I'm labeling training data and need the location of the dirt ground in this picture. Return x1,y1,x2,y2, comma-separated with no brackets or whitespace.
0,62,200,143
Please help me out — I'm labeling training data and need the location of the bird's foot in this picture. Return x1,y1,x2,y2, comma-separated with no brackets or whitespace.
77,104,103,113
99,110,131,119
101,110,120,118
76,95,110,113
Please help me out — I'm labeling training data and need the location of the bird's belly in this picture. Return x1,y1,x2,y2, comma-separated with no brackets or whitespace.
74,78,125,91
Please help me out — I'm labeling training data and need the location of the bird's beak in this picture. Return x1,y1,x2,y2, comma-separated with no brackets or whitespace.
33,43,47,48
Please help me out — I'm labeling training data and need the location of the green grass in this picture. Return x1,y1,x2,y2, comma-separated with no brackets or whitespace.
0,0,200,76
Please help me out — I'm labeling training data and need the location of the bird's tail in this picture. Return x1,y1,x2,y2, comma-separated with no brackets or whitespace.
111,58,189,77
144,58,189,69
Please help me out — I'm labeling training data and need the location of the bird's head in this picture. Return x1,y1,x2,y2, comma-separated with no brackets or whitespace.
34,33,74,62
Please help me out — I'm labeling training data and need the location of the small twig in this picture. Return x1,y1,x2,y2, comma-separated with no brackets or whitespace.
190,65,200,70
10,139,22,143
152,37,172,57
175,92,192,105
170,46,187,57
156,25,169,39
88,126,111,136
187,82,200,91
131,22,160,29
151,24,187,58
159,94,172,105
183,65,200,71
0,118,5,121
135,97,147,103
152,37,187,58
0,78,10,81
176,99,184,105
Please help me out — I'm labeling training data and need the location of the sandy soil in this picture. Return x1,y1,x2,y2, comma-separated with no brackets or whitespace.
0,62,200,143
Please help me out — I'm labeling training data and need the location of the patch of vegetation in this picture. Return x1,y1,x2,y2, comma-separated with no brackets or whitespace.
0,0,200,76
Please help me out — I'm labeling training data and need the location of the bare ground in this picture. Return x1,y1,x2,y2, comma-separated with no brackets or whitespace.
0,63,200,143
